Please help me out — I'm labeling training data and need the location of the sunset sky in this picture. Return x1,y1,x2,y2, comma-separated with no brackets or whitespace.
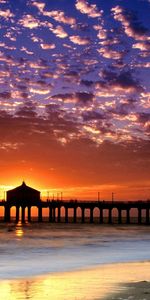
0,0,149,200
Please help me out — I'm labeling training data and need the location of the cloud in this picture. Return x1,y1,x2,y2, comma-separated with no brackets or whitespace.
20,47,34,55
41,71,55,79
69,35,90,45
43,10,76,26
50,25,68,38
31,35,43,43
99,38,120,47
135,62,150,68
82,110,105,121
32,1,76,25
4,31,17,42
80,80,94,87
0,9,14,20
29,60,48,69
0,0,149,149
29,88,50,95
93,25,107,40
98,47,125,60
0,91,11,99
112,71,142,93
83,59,98,66
45,104,79,138
31,1,45,12
63,70,80,82
75,0,103,18
95,70,142,94
75,92,94,103
40,43,56,50
40,20,53,29
0,70,10,78
111,6,149,41
0,142,23,151
138,112,150,124
31,2,76,26
112,99,137,116
15,101,37,118
52,92,94,104
52,93,75,103
19,14,40,29
132,41,150,51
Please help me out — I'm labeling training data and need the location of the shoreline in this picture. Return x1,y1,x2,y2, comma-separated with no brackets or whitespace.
1,261,150,299
0,259,150,281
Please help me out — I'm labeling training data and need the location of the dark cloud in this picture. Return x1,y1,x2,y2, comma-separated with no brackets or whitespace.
15,84,28,91
80,79,94,87
138,112,150,123
15,101,37,118
64,70,80,80
52,93,74,101
96,70,142,93
0,92,11,99
52,92,94,104
46,104,79,135
75,92,94,103
20,92,28,98
82,110,105,121
114,99,137,115
113,71,142,91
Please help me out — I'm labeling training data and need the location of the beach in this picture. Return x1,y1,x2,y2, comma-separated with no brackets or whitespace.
1,262,150,299
0,223,150,299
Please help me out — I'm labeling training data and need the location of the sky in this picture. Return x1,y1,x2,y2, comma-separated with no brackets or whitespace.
0,0,149,200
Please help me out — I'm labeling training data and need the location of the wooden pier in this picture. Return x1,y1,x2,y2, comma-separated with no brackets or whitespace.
0,182,149,224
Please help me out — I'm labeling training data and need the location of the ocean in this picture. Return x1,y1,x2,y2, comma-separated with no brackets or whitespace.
0,223,150,299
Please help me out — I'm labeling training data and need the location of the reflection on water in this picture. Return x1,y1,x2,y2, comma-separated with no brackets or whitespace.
1,262,150,300
15,221,24,238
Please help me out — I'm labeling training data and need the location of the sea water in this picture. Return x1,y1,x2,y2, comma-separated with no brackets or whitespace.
0,223,150,279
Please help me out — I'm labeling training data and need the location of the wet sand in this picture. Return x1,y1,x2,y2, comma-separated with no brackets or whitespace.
106,281,150,300
1,261,150,300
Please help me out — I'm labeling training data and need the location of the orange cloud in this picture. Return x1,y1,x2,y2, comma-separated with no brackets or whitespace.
44,10,76,25
97,47,124,60
0,9,14,20
29,88,50,95
69,35,90,45
75,0,103,18
31,1,45,12
19,14,40,29
50,25,68,38
132,42,150,51
93,25,107,40
40,43,56,50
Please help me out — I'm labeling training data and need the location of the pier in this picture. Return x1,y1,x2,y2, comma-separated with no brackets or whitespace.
0,182,150,224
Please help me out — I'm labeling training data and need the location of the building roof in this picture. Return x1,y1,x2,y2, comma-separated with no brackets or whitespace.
6,181,41,204
7,181,40,194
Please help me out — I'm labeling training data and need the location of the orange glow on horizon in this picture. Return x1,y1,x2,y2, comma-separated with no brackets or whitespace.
0,157,149,202
0,178,149,202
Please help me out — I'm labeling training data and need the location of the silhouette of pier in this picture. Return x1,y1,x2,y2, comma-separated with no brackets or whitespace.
0,182,150,224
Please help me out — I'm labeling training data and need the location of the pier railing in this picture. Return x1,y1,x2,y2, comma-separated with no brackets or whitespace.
0,199,150,224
